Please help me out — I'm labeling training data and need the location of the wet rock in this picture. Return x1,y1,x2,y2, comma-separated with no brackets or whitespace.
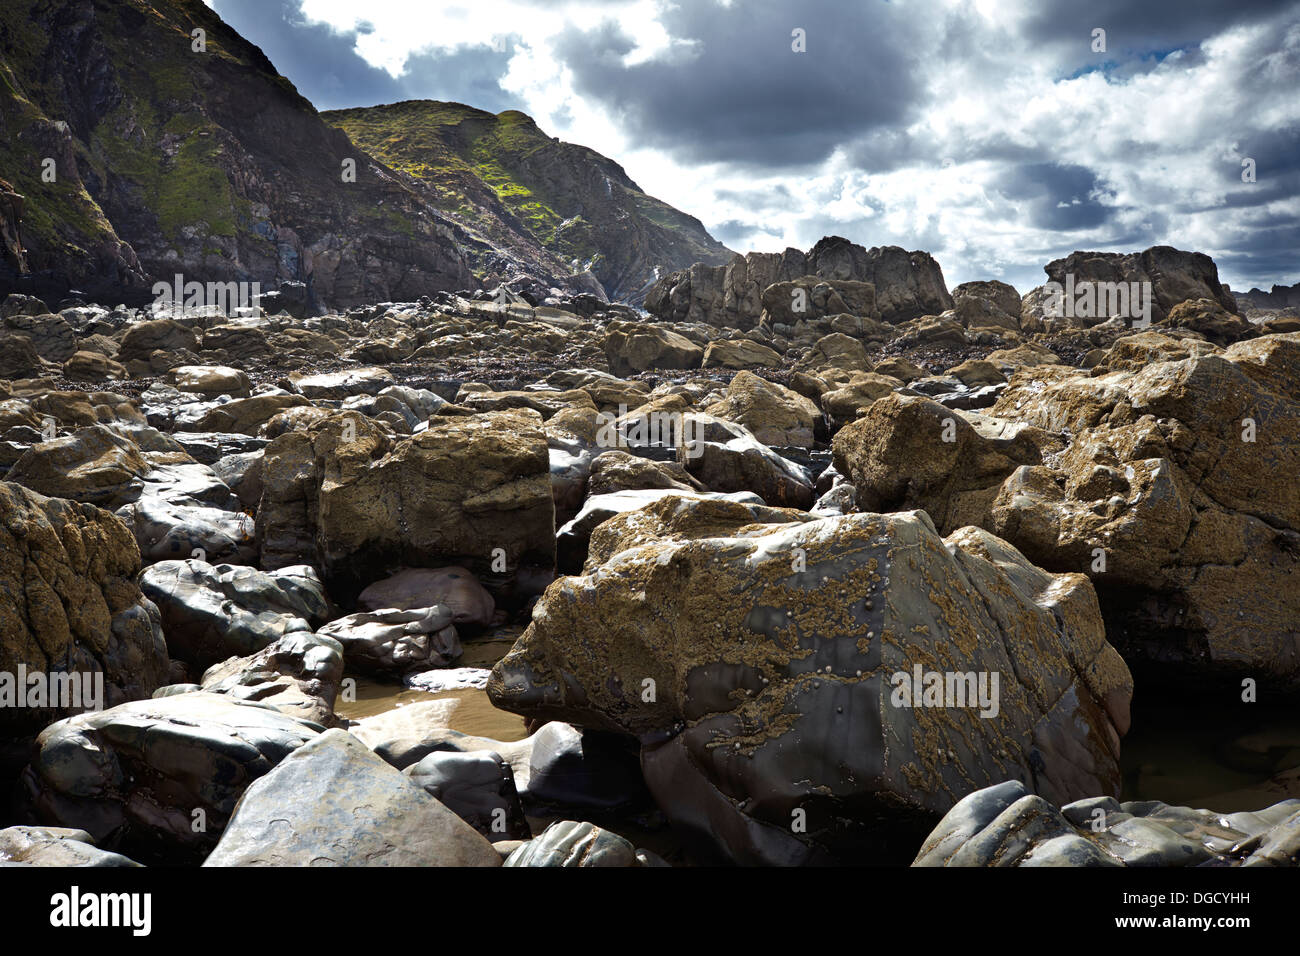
0,826,141,867
490,496,1131,864
503,820,659,867
680,414,815,509
404,749,531,841
165,365,252,399
203,729,500,867
702,338,782,369
199,631,344,725
914,780,1300,867
19,692,321,863
138,559,330,670
317,606,461,676
357,567,496,626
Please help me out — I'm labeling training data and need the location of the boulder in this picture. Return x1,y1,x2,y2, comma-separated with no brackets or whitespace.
356,567,496,626
404,749,531,841
914,780,1300,867
18,693,321,862
0,826,141,867
703,371,820,448
202,729,501,867
0,482,168,737
604,323,704,375
138,560,330,670
317,606,462,675
198,630,344,725
490,496,1131,864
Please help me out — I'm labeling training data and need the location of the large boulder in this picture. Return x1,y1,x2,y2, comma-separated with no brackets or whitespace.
258,410,555,603
0,482,168,737
835,334,1300,683
489,496,1132,864
604,322,704,376
18,693,322,863
202,729,501,866
317,606,462,676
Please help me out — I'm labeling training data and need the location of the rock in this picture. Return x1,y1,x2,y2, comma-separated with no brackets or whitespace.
604,322,704,375
166,365,252,399
347,699,468,769
490,496,1131,864
702,338,782,369
259,410,555,602
19,693,321,862
680,414,815,509
5,424,149,507
0,826,141,867
199,631,344,725
914,780,1300,867
0,482,168,737
832,394,1053,531
117,319,199,363
194,394,312,435
521,722,651,813
819,373,904,428
1158,297,1258,345
138,560,330,670
357,567,496,626
760,277,877,325
702,371,820,448
317,606,461,675
983,337,1300,678
1041,246,1238,324
556,488,767,573
63,351,127,381
503,820,646,867
587,450,702,497
288,366,395,399
202,729,501,867
0,333,45,379
404,749,531,841
794,332,872,372
646,238,950,328
4,312,78,362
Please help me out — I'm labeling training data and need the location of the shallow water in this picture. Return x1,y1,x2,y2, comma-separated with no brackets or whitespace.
1120,688,1300,812
334,631,528,740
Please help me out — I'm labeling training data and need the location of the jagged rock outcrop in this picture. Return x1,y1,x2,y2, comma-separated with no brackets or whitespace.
1027,246,1238,326
645,237,952,329
490,495,1132,864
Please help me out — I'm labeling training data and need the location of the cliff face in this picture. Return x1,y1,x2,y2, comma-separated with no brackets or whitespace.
0,0,474,308
325,101,734,304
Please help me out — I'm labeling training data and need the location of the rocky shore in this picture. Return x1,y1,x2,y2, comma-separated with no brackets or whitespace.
2,237,1299,867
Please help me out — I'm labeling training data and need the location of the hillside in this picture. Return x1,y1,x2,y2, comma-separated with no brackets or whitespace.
325,100,733,303
0,0,474,308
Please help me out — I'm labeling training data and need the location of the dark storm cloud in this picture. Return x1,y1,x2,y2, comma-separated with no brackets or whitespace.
995,163,1114,231
1017,0,1298,67
210,0,520,112
553,0,925,169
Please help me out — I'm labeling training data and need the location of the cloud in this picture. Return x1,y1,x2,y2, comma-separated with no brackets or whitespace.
205,0,1300,291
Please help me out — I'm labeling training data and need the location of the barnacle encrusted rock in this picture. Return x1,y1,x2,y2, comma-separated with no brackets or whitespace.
489,495,1131,864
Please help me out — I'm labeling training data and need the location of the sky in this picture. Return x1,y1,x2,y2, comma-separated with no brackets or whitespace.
207,0,1300,293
